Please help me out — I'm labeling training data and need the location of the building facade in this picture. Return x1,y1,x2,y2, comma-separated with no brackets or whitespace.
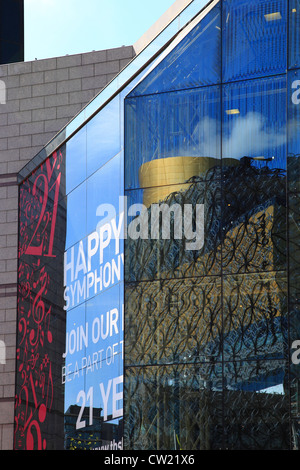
3,0,300,451
0,46,135,450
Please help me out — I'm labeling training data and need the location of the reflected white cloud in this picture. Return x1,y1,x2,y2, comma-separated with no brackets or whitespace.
223,112,286,159
191,112,289,161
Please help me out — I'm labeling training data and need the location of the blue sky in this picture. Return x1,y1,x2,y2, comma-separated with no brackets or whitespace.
24,0,176,61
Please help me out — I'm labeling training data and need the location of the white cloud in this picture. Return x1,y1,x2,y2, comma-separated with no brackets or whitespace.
223,112,286,159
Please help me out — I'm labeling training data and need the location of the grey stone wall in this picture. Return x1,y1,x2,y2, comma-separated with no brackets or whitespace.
0,45,134,449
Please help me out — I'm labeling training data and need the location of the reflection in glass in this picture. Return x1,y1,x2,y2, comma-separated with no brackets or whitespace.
65,125,87,195
223,0,287,82
125,277,222,367
65,182,87,250
222,161,286,274
223,273,287,362
288,69,300,191
63,284,124,450
87,153,123,236
289,0,300,69
288,191,300,447
223,76,286,170
125,181,221,282
288,70,300,436
289,192,300,340
122,1,291,451
124,364,223,450
86,97,121,178
129,2,221,97
223,360,289,450
125,86,221,190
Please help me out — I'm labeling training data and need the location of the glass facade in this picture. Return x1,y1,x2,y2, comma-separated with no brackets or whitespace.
14,0,300,450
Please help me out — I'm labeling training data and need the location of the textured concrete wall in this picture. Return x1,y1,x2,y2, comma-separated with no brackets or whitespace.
0,45,134,450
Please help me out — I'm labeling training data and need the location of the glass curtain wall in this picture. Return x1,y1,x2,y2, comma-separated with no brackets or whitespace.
124,0,292,450
15,102,125,450
288,0,300,450
15,0,300,451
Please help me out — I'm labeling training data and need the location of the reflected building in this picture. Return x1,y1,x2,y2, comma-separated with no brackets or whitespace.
64,406,123,450
14,0,300,451
125,156,289,449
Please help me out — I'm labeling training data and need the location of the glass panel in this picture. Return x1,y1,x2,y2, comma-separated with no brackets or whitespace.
129,3,221,97
125,181,222,282
222,76,287,171
65,125,87,195
288,69,300,191
65,358,123,449
290,369,300,449
286,68,300,441
223,360,289,450
64,235,124,312
222,169,286,274
65,182,87,250
18,147,66,254
85,358,123,438
223,0,287,82
124,364,223,450
85,284,123,361
223,273,288,362
63,199,124,448
289,190,300,440
125,277,222,366
288,192,300,447
289,0,300,69
289,192,300,341
63,303,86,375
179,0,216,29
16,150,67,450
64,238,89,311
86,152,123,236
86,96,121,178
125,86,221,190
